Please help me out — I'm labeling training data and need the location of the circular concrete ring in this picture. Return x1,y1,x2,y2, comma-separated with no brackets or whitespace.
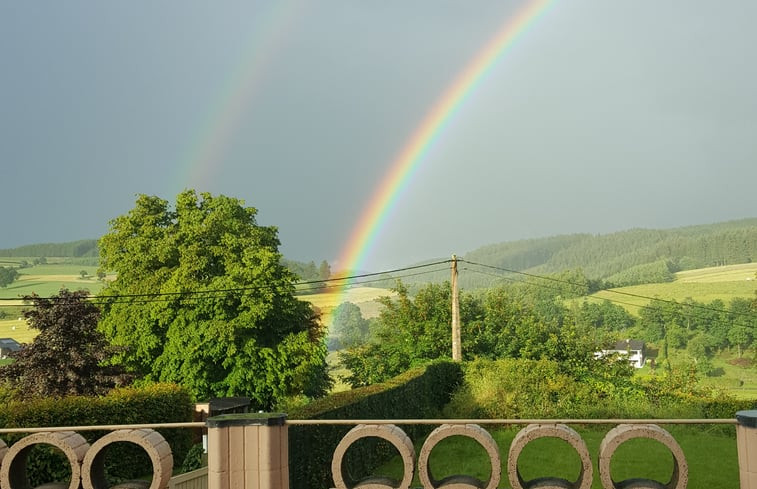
418,424,501,489
508,424,592,489
331,424,415,489
0,431,89,489
81,429,173,489
598,424,687,489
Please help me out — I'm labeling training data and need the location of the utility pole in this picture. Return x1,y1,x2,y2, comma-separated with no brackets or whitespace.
451,254,461,361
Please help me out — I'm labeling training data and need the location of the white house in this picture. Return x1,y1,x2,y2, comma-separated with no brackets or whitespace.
0,337,21,359
598,339,645,368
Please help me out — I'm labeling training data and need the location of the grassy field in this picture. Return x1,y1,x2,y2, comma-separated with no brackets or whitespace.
0,260,105,302
588,263,757,315
375,425,738,489
0,316,35,342
297,286,395,326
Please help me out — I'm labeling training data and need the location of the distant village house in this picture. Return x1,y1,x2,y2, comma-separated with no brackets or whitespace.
597,339,646,368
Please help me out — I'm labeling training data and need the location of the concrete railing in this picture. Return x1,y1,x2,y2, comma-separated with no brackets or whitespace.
3,412,757,488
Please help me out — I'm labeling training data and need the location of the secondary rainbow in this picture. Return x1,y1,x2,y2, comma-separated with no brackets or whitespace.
177,1,306,191
336,0,555,278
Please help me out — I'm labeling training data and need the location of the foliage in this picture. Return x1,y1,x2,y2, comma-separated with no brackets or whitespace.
180,443,207,472
282,258,331,285
0,239,98,258
0,289,130,399
0,383,193,486
340,281,618,387
329,301,370,349
607,259,677,287
97,190,330,408
444,358,742,420
287,360,462,489
0,266,19,287
339,282,481,386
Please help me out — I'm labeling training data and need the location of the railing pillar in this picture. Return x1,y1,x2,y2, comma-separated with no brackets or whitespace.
737,410,757,488
207,413,288,489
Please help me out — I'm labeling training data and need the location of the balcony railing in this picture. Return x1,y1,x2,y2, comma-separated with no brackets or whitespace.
2,413,757,489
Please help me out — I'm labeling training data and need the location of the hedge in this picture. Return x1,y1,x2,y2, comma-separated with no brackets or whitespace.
0,383,194,486
287,360,463,489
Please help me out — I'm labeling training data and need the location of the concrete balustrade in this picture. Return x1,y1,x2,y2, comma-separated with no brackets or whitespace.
331,424,415,489
2,415,756,489
81,429,173,489
0,431,89,489
508,424,592,489
598,424,687,489
0,439,7,466
418,424,500,489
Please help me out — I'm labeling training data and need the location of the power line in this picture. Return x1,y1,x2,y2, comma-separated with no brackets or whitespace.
0,260,453,308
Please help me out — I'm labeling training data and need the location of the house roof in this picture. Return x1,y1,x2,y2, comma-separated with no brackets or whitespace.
0,338,21,351
612,339,644,351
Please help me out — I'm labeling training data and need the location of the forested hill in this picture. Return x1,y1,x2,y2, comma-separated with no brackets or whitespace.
0,239,98,258
398,218,757,289
464,218,757,286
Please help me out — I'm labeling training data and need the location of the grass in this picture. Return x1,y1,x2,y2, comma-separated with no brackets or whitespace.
0,317,36,343
372,425,738,489
587,263,757,315
0,262,107,302
297,286,394,326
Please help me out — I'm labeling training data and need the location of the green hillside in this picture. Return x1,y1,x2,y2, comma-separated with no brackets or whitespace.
396,218,757,290
0,239,99,258
588,262,757,315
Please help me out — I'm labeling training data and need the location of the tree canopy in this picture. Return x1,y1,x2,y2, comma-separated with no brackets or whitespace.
0,289,129,399
339,281,621,387
97,190,330,407
0,266,19,288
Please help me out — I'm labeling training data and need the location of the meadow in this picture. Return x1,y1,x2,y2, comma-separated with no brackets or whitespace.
0,258,105,304
297,285,395,326
588,263,757,315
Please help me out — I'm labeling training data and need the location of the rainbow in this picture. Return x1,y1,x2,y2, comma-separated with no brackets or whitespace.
179,1,306,191
335,0,555,278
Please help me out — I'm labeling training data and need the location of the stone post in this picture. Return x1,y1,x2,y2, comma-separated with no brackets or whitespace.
737,410,757,489
207,413,288,489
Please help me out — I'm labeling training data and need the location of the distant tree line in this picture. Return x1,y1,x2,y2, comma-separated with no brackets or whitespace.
0,239,98,258
282,258,331,282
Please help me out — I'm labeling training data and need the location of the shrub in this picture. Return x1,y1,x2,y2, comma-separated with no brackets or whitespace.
0,383,193,486
287,360,462,489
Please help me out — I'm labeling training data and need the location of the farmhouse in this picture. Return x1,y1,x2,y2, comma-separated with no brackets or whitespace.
0,337,21,358
599,339,646,368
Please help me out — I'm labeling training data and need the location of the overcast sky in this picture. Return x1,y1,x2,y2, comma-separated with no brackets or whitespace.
2,1,756,270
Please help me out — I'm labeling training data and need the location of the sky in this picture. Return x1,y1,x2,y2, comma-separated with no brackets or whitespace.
1,1,756,271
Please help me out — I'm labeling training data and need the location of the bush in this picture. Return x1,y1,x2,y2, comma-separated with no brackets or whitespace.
287,360,462,489
0,383,194,486
444,358,746,421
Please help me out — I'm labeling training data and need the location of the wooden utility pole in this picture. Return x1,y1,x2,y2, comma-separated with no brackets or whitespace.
451,254,461,361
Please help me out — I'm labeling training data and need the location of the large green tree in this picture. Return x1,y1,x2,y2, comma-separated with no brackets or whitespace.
97,190,330,407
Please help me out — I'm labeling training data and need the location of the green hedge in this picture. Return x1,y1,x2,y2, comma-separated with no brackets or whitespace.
287,360,462,489
0,383,194,486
